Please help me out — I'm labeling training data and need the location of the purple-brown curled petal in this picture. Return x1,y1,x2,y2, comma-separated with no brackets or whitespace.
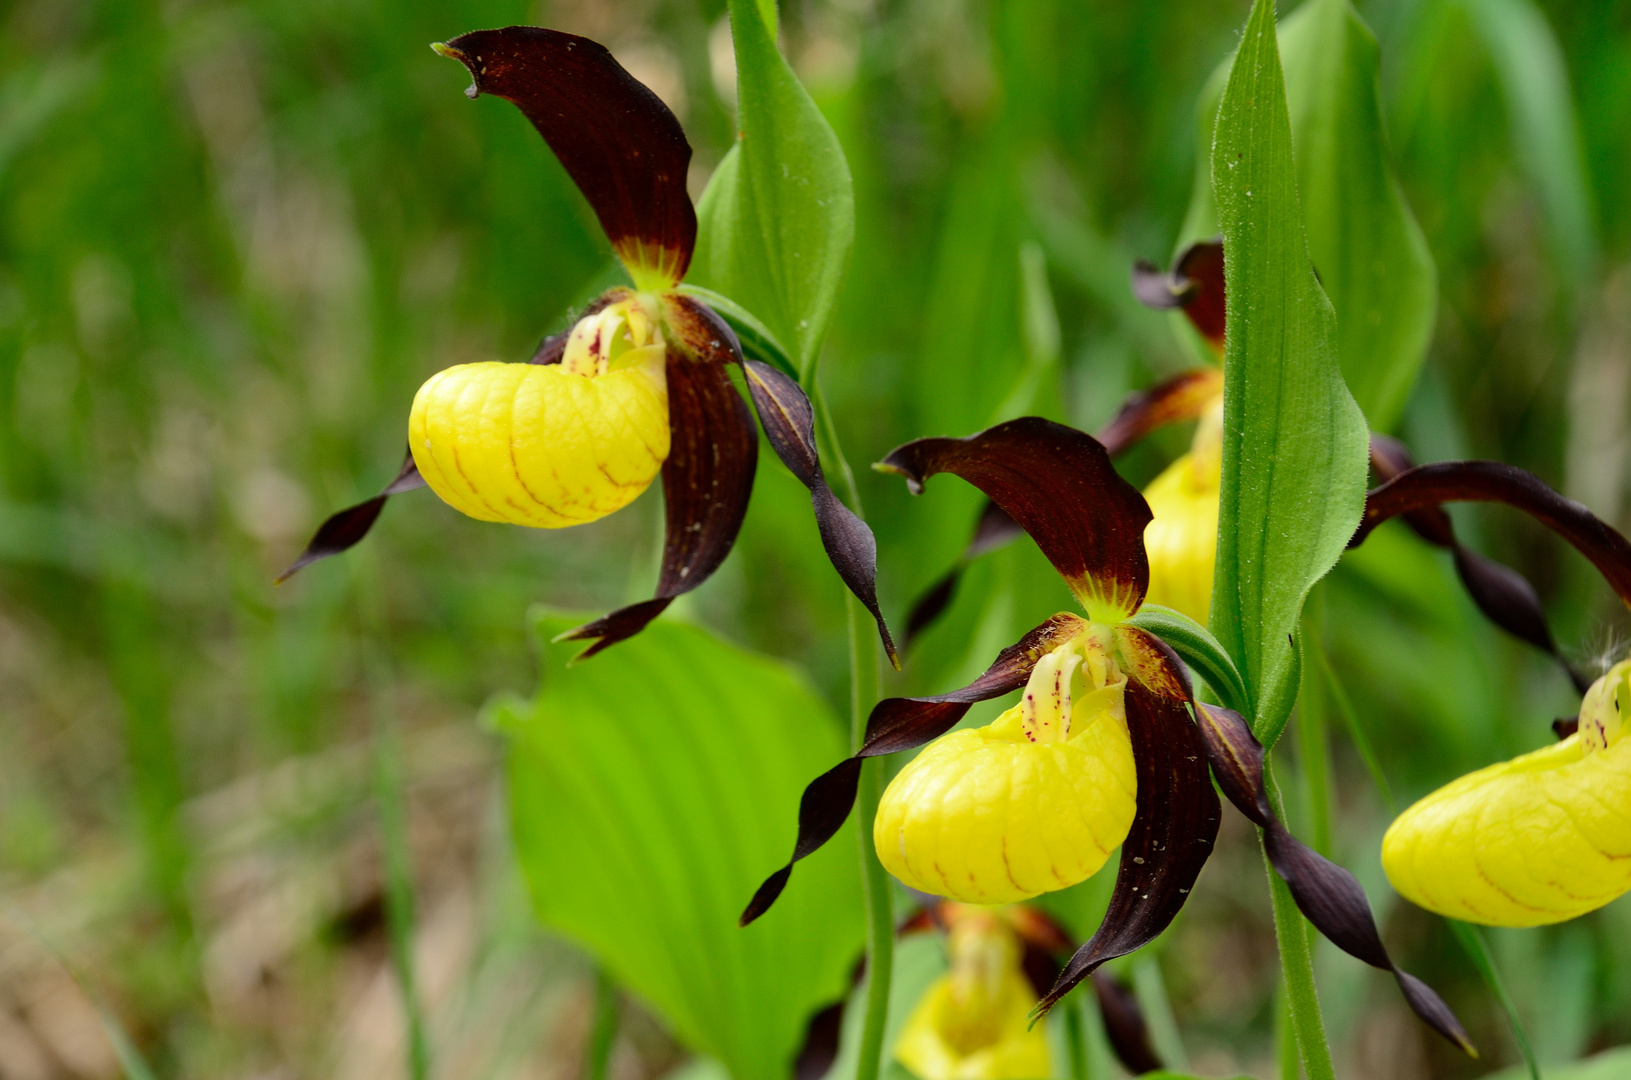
792,1002,846,1080
1194,703,1476,1055
879,418,1151,620
276,451,425,583
1131,239,1226,352
742,359,897,666
1036,628,1220,1016
740,614,1085,927
439,28,695,285
1094,367,1226,457
1092,971,1165,1077
1554,714,1580,739
1353,460,1631,608
1368,435,1455,546
560,344,757,658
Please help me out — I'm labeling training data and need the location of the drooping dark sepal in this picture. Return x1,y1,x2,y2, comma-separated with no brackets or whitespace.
1034,627,1221,1018
1194,702,1476,1055
437,28,696,287
741,359,898,666
276,451,426,584
1096,367,1225,457
739,614,1088,926
1131,238,1226,353
1365,439,1589,691
1091,972,1165,1076
557,325,757,658
879,418,1151,621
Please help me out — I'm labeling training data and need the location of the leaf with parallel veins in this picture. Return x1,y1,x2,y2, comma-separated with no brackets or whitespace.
435,27,696,288
1194,702,1475,1055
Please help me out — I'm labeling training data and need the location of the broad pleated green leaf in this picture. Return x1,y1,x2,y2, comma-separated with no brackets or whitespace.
1182,0,1436,433
689,0,854,377
491,614,865,1080
1209,0,1371,744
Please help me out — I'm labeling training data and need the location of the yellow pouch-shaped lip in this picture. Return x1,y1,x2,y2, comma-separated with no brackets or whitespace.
874,681,1136,905
1141,449,1220,625
408,346,669,529
1382,733,1631,926
895,969,1050,1080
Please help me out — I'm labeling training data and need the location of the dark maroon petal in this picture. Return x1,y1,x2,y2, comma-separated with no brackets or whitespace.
879,418,1151,621
792,1002,845,1080
1130,239,1225,352
1092,971,1165,1076
1035,628,1220,1017
742,358,897,667
1194,703,1476,1055
1554,714,1580,739
438,28,695,286
739,614,1087,926
276,451,425,583
558,340,757,659
1095,367,1225,457
902,500,1024,652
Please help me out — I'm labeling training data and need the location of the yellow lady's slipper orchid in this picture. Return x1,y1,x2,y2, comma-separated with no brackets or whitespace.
1141,397,1222,624
410,295,671,528
895,907,1050,1080
875,627,1136,904
1382,659,1631,927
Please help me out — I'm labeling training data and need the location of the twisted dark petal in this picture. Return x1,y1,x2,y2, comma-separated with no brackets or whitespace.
880,418,1151,619
1130,238,1226,351
1036,628,1220,1016
792,1002,845,1080
558,340,757,659
276,451,426,583
1355,456,1629,693
1095,367,1226,458
1194,702,1476,1056
438,28,695,285
1091,971,1165,1077
739,614,1086,926
742,359,897,666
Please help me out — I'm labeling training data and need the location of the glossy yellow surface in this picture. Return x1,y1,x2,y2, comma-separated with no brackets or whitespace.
895,969,1051,1080
408,299,669,528
1141,398,1221,624
1382,661,1631,926
874,633,1136,904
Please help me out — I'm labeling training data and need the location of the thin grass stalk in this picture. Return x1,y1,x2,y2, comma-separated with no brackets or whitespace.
585,966,620,1080
1274,985,1300,1080
1263,759,1336,1080
813,382,894,1080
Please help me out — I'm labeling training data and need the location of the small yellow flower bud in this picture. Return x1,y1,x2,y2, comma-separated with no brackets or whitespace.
1382,659,1631,926
1142,397,1222,624
409,296,670,528
895,907,1051,1080
874,628,1136,904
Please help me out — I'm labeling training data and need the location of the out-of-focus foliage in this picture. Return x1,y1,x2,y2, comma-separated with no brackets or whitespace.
0,0,1628,1076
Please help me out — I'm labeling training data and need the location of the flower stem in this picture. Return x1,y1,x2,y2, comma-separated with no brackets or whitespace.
1263,759,1335,1080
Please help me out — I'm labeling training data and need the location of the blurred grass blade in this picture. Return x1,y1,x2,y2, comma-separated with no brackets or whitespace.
690,0,854,376
1463,0,1597,291
1209,0,1371,745
1449,921,1543,1080
492,613,865,1080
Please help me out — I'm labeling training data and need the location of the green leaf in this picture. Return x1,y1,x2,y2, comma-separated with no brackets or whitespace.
1462,0,1598,292
689,0,855,378
1209,0,1371,745
492,613,865,1080
1182,0,1437,433
1480,1047,1631,1080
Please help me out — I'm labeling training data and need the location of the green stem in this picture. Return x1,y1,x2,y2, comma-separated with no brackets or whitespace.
585,966,620,1080
1449,922,1541,1080
1274,984,1300,1080
813,379,894,1080
1263,761,1335,1080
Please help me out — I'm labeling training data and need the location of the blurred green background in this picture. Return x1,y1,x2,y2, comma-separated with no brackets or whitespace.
1,0,1628,1076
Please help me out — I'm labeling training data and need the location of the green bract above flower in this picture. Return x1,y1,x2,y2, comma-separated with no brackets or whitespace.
274,26,894,664
742,415,1472,1053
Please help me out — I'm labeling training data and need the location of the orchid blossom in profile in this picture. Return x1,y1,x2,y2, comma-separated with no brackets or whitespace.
742,415,1473,1053
277,26,893,662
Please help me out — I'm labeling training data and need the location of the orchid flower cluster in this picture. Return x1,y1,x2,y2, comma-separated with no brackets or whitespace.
283,18,1631,1074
